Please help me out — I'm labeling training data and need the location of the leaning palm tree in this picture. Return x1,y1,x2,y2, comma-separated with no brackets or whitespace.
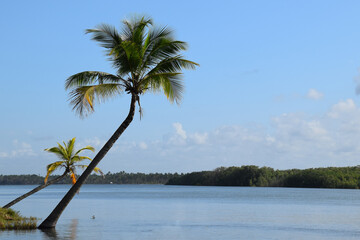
38,16,198,228
3,138,102,209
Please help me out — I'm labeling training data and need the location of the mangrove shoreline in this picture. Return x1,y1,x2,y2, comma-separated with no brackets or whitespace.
2,166,360,189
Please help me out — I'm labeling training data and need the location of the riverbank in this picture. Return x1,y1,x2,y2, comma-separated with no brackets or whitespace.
2,165,360,189
0,172,179,185
0,207,37,230
166,165,360,189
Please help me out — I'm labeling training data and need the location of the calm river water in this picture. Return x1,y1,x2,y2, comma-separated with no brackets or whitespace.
0,184,360,239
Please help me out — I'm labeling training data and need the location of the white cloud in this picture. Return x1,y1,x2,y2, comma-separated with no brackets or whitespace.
101,99,360,172
12,99,359,174
82,137,105,148
138,142,148,150
328,99,357,118
1,140,38,158
306,88,324,100
173,122,187,139
190,132,208,145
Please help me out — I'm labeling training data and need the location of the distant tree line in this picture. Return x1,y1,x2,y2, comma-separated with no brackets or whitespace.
0,172,182,185
166,165,360,189
3,166,360,189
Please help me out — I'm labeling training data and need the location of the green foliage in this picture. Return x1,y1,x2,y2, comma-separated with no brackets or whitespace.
0,172,180,185
44,137,101,184
3,166,360,189
65,16,198,117
0,175,44,185
0,208,37,230
166,166,360,189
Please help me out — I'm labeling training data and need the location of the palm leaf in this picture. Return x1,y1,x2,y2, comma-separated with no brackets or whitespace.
86,24,122,51
68,84,123,117
121,16,152,42
67,138,76,158
72,156,92,163
93,167,104,176
65,71,122,90
77,165,104,176
74,146,95,156
147,55,198,75
56,142,69,160
142,72,183,103
67,16,198,118
142,38,188,69
44,161,65,183
44,147,67,161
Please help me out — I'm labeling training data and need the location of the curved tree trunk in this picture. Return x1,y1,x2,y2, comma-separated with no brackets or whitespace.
3,171,69,209
38,94,137,229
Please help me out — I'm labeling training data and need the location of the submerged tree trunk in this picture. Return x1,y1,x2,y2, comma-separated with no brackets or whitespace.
38,95,137,229
3,171,69,209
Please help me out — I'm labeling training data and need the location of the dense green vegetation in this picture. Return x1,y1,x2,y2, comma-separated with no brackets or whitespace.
2,166,360,189
86,171,181,184
0,175,44,185
0,172,180,185
166,165,360,189
0,208,37,230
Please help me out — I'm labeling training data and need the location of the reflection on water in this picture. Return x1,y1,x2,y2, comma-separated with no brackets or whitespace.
40,219,78,240
1,185,360,240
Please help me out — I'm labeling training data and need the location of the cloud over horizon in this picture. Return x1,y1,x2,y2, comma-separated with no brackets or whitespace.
3,99,360,175
93,98,360,173
306,88,324,100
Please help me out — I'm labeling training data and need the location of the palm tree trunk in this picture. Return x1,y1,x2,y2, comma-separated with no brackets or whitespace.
38,94,137,229
3,171,69,209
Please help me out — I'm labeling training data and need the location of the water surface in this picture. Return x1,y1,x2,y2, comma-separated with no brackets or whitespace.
0,185,360,239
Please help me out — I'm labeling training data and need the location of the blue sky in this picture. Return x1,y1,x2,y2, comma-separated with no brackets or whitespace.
2,1,360,175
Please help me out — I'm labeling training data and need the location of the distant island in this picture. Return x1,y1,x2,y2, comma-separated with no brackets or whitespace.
1,166,360,189
0,172,180,185
166,165,360,189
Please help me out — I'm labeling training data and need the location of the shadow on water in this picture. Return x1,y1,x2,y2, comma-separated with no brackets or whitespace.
40,219,78,240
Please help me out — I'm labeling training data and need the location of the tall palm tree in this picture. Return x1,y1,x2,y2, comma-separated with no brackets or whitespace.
38,16,198,228
3,138,102,209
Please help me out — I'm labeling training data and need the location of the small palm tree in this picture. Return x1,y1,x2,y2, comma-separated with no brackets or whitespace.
44,138,102,185
39,16,198,228
3,138,102,209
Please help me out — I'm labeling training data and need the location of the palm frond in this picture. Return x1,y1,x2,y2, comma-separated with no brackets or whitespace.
110,16,153,75
149,55,199,74
68,83,123,117
116,40,142,75
93,167,104,176
142,72,183,103
142,26,187,64
45,138,96,185
67,15,198,116
74,146,95,156
76,165,104,176
121,16,152,41
67,138,76,158
72,156,92,163
144,26,173,52
44,147,67,160
44,161,65,183
132,17,151,47
142,40,188,68
57,142,69,160
86,24,122,51
65,71,122,90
